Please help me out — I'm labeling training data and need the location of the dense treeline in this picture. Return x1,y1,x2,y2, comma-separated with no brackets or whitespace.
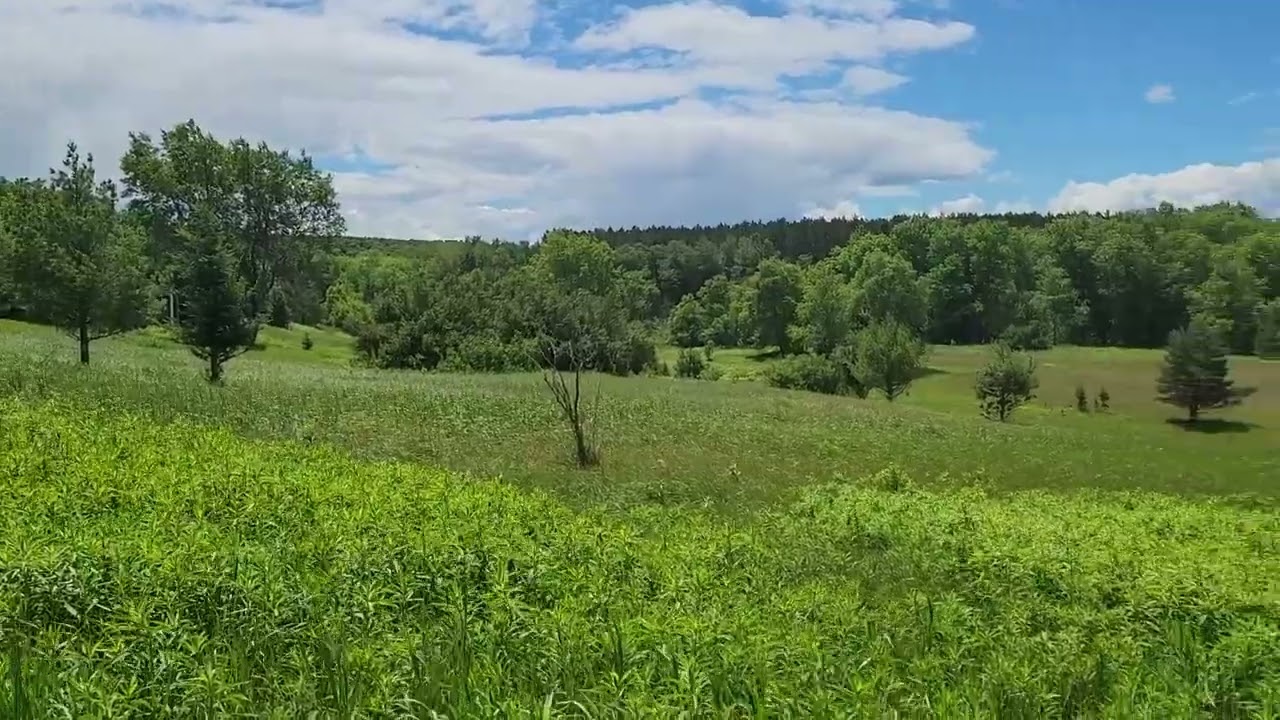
3,121,1279,380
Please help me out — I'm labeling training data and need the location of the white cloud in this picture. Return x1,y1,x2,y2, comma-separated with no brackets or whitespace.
930,193,986,215
575,2,975,84
1144,83,1175,104
842,65,909,95
803,200,863,219
1049,158,1280,216
785,0,899,19
1228,91,1261,106
0,0,990,239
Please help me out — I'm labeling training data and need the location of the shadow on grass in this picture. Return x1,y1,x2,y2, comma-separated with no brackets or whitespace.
917,366,948,379
1165,418,1259,434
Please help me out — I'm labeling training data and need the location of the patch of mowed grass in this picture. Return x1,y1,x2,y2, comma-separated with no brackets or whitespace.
1,321,1277,511
2,400,1279,717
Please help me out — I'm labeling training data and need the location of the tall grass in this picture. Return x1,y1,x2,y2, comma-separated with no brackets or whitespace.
0,322,1277,513
1,400,1278,717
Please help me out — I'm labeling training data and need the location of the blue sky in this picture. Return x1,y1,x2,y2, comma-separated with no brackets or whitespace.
2,0,1278,238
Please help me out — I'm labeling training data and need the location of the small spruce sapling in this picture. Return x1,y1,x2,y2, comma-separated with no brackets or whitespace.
1075,384,1089,413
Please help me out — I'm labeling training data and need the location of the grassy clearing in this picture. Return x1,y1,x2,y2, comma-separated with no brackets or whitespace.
2,401,1278,716
2,320,1276,512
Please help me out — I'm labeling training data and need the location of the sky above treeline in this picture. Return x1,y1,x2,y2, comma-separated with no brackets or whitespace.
2,0,1278,240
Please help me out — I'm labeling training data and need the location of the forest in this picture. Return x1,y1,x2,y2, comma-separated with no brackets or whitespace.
3,121,1280,381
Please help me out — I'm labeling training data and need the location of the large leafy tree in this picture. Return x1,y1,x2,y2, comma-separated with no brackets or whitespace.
121,120,345,319
15,144,152,363
848,250,930,332
1188,248,1263,355
793,263,854,356
1156,318,1251,422
753,258,804,353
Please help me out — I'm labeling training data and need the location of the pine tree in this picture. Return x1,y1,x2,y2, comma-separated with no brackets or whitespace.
1156,318,1250,421
16,143,151,363
177,231,258,384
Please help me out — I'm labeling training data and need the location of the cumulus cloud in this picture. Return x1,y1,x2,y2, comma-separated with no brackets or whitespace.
1049,159,1280,216
930,193,985,215
1144,83,1175,104
0,0,990,239
842,66,910,95
803,200,864,219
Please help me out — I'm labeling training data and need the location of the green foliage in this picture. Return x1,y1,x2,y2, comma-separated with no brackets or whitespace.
667,294,704,347
792,263,854,355
753,259,804,353
848,250,930,331
1157,318,1252,421
176,232,259,383
852,318,928,401
267,285,292,328
1190,248,1263,355
975,343,1038,421
1256,300,1280,360
1096,386,1111,412
2,402,1280,716
765,353,849,395
301,332,314,351
121,120,345,319
1075,384,1089,413
674,347,706,378
12,144,152,363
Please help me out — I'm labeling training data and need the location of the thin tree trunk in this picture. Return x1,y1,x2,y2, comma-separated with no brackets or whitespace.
209,355,221,384
78,323,90,365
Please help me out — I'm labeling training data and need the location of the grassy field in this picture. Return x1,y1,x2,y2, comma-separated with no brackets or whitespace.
2,400,1279,716
2,320,1279,715
2,320,1276,511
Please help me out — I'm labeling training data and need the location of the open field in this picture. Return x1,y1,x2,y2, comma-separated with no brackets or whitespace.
3,320,1277,512
2,319,1280,715
2,400,1279,716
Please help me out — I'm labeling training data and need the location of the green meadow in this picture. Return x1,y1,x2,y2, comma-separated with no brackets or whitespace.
1,319,1279,717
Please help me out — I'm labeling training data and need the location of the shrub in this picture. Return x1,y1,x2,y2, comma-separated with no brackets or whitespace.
675,347,706,379
301,333,314,351
765,354,847,395
441,334,535,373
703,342,716,361
852,319,927,402
700,364,724,382
1075,384,1088,412
1096,387,1110,412
975,343,1038,422
267,286,292,329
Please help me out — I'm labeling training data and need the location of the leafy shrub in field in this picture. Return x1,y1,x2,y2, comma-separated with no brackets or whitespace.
699,363,723,382
976,342,1038,421
675,347,706,378
301,332,314,351
2,401,1279,717
764,353,848,395
1075,384,1089,412
439,333,536,373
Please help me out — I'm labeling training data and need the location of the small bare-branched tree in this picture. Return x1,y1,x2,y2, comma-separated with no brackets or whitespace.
540,339,601,468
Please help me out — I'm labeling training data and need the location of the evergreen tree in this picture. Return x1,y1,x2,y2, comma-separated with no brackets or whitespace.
1256,300,1280,360
15,143,151,363
177,231,259,384
975,343,1038,421
853,318,927,401
1156,318,1250,421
